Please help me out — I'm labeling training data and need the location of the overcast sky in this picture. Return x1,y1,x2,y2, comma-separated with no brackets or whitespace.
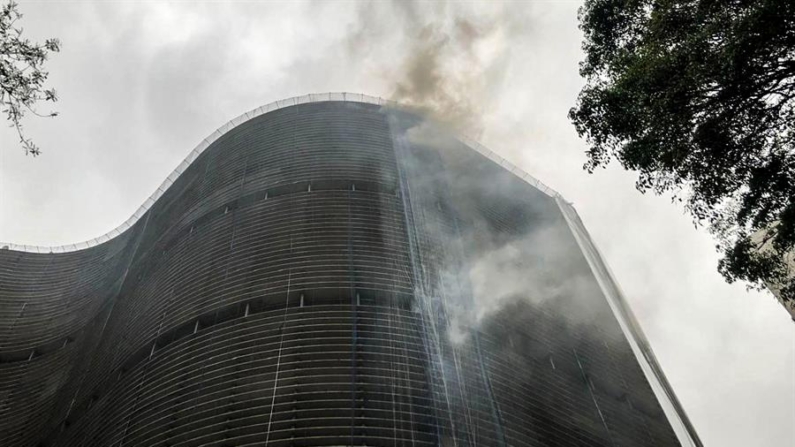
1,1,793,446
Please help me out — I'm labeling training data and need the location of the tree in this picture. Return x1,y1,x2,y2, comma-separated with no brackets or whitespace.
569,0,795,306
0,0,60,156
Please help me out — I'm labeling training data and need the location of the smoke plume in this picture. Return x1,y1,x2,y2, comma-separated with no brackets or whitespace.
347,1,518,137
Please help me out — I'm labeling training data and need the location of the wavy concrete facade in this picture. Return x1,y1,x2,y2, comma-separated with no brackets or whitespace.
0,98,700,446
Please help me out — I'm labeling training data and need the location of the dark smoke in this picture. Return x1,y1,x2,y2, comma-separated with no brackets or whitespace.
347,1,521,137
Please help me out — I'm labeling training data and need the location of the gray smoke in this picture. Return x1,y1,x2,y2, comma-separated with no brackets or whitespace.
445,221,616,347
347,1,520,137
353,2,613,348
393,116,613,347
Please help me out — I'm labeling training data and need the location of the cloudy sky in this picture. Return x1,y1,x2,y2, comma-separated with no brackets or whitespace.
1,1,792,445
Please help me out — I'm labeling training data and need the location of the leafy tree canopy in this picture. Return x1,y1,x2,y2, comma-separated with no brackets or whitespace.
569,0,795,305
0,0,60,156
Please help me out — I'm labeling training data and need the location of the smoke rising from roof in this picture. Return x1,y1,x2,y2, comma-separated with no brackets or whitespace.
347,1,516,137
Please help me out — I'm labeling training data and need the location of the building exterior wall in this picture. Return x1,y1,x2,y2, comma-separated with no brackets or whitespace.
0,99,699,446
751,226,795,321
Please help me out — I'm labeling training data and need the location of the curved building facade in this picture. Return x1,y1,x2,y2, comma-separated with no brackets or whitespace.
0,96,701,446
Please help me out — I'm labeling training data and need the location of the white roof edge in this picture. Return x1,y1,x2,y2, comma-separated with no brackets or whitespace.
1,92,561,254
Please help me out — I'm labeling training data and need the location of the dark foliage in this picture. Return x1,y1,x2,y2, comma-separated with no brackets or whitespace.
570,0,794,304
0,0,60,156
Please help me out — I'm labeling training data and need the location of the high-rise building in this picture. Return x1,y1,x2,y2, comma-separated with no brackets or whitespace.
0,94,701,447
750,226,795,321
